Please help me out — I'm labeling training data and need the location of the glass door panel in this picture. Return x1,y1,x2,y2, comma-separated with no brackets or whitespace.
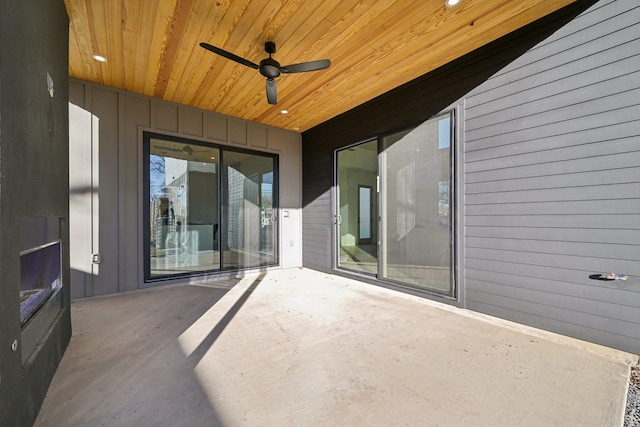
149,139,220,277
380,113,452,294
223,152,276,269
336,140,378,275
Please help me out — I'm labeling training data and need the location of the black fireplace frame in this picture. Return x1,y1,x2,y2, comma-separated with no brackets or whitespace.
19,239,64,365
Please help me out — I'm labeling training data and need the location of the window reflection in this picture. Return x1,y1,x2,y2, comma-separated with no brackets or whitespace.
147,136,277,279
223,152,277,269
149,139,220,276
380,112,453,294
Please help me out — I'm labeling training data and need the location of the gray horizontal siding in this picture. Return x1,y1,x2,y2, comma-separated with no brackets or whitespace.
466,72,640,136
302,184,332,271
464,257,634,287
466,227,640,246
467,167,640,192
467,284,638,332
467,300,640,355
465,130,640,166
466,199,640,215
466,237,639,261
465,103,639,152
466,183,640,204
463,0,640,353
465,248,637,275
467,2,640,105
466,268,640,307
467,294,640,350
465,214,640,230
467,87,640,144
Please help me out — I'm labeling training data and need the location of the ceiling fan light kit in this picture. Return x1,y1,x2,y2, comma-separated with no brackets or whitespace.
200,41,331,105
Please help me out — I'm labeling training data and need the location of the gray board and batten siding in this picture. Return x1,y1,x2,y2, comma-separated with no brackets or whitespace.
302,0,640,355
69,80,302,299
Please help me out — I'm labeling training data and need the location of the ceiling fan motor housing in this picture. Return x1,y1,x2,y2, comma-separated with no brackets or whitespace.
260,42,280,78
259,57,281,78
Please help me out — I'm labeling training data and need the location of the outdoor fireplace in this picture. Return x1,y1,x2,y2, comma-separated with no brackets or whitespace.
19,216,64,364
20,240,62,325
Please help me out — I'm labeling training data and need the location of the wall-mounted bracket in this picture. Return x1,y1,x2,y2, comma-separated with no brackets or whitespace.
589,273,627,281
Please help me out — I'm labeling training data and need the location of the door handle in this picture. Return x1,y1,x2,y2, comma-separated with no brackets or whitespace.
589,273,628,281
335,214,342,225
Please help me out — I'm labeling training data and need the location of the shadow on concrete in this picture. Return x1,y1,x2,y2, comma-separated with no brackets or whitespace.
33,279,250,427
188,272,266,366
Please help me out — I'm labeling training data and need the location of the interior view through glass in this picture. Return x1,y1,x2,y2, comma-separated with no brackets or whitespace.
148,137,276,278
336,112,453,295
336,140,379,275
222,151,276,269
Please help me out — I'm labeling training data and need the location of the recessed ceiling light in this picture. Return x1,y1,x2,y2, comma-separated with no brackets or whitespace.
92,54,107,62
445,0,461,7
293,127,300,131
280,109,289,114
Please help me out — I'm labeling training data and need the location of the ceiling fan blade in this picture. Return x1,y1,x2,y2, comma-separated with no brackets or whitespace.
153,145,182,152
281,59,331,74
266,78,277,105
199,42,259,70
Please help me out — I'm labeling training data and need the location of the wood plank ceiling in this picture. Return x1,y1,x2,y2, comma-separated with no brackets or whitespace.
65,0,577,132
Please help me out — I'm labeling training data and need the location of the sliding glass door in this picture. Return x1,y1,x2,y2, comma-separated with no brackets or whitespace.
334,112,454,295
148,138,220,277
223,151,277,269
336,140,378,275
380,113,453,294
145,134,277,280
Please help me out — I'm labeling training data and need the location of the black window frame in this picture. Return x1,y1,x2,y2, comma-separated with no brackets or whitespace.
142,131,279,283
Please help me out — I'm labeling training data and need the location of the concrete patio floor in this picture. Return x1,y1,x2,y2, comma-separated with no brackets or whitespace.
34,268,637,426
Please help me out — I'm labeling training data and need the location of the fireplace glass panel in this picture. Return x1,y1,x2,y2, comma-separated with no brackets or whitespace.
20,240,62,325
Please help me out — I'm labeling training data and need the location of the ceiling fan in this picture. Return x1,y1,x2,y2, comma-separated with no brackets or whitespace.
153,144,209,159
199,41,331,105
